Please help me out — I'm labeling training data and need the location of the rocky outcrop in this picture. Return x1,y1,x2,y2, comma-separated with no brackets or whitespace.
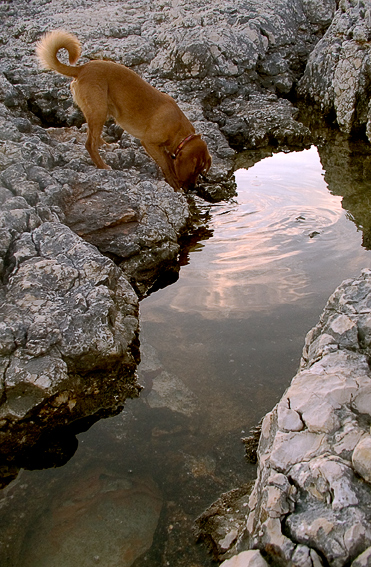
208,270,371,567
0,0,342,468
0,0,370,524
0,221,141,471
0,104,196,469
298,0,371,140
0,0,371,564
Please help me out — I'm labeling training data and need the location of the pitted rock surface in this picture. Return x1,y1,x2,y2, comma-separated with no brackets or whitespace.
0,221,141,457
239,270,371,566
298,0,371,140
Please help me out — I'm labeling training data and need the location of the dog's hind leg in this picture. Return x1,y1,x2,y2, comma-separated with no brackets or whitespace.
73,83,111,169
85,115,111,169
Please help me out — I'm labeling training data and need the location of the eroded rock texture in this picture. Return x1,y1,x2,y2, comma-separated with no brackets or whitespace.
299,0,371,139
0,221,141,462
224,270,371,567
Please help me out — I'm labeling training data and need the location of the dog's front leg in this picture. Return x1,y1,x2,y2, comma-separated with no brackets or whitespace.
141,142,181,191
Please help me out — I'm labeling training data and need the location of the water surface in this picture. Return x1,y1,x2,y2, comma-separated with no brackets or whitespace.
1,146,371,567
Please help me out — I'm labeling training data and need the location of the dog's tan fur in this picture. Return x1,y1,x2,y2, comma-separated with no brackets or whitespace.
36,30,212,191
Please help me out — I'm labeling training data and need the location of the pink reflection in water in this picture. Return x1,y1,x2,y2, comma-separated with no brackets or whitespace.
155,147,365,319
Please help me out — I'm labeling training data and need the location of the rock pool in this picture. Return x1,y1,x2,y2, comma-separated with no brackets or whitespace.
1,146,371,566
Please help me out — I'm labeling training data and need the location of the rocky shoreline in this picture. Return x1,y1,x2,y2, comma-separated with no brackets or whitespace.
197,270,371,567
1,0,371,565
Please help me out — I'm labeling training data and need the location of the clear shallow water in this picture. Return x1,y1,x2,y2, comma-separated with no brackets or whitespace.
1,146,371,567
168,147,364,318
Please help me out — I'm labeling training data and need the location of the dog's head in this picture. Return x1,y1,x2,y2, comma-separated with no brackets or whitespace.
173,135,212,191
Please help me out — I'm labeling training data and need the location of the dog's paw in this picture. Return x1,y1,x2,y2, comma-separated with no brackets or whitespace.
102,142,120,151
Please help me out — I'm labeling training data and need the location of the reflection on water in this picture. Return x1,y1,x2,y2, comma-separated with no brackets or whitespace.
318,133,371,248
1,146,371,567
168,147,348,318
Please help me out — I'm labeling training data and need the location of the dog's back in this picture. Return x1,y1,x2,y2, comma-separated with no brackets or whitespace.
35,30,211,188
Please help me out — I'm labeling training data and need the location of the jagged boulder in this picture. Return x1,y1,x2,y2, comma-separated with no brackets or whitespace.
0,221,141,461
298,0,371,139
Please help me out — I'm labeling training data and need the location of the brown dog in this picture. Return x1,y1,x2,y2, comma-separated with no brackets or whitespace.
36,30,212,191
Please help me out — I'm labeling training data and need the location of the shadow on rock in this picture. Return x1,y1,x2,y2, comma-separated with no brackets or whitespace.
0,407,135,489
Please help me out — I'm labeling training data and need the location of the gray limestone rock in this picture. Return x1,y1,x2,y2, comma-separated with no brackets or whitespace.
352,436,371,484
0,222,141,459
238,271,371,566
220,550,269,567
351,547,371,567
298,0,371,139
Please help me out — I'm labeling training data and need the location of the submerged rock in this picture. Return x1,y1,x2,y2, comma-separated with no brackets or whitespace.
0,462,162,567
195,484,254,562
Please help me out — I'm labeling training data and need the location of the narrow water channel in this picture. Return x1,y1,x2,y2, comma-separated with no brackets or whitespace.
1,146,371,567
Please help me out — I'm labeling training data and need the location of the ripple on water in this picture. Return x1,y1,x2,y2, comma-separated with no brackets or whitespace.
168,146,361,317
2,146,371,567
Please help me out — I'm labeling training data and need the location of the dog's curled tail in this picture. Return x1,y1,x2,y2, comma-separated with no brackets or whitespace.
36,30,81,78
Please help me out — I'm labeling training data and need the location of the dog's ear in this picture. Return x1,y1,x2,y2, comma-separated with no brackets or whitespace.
194,137,211,174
